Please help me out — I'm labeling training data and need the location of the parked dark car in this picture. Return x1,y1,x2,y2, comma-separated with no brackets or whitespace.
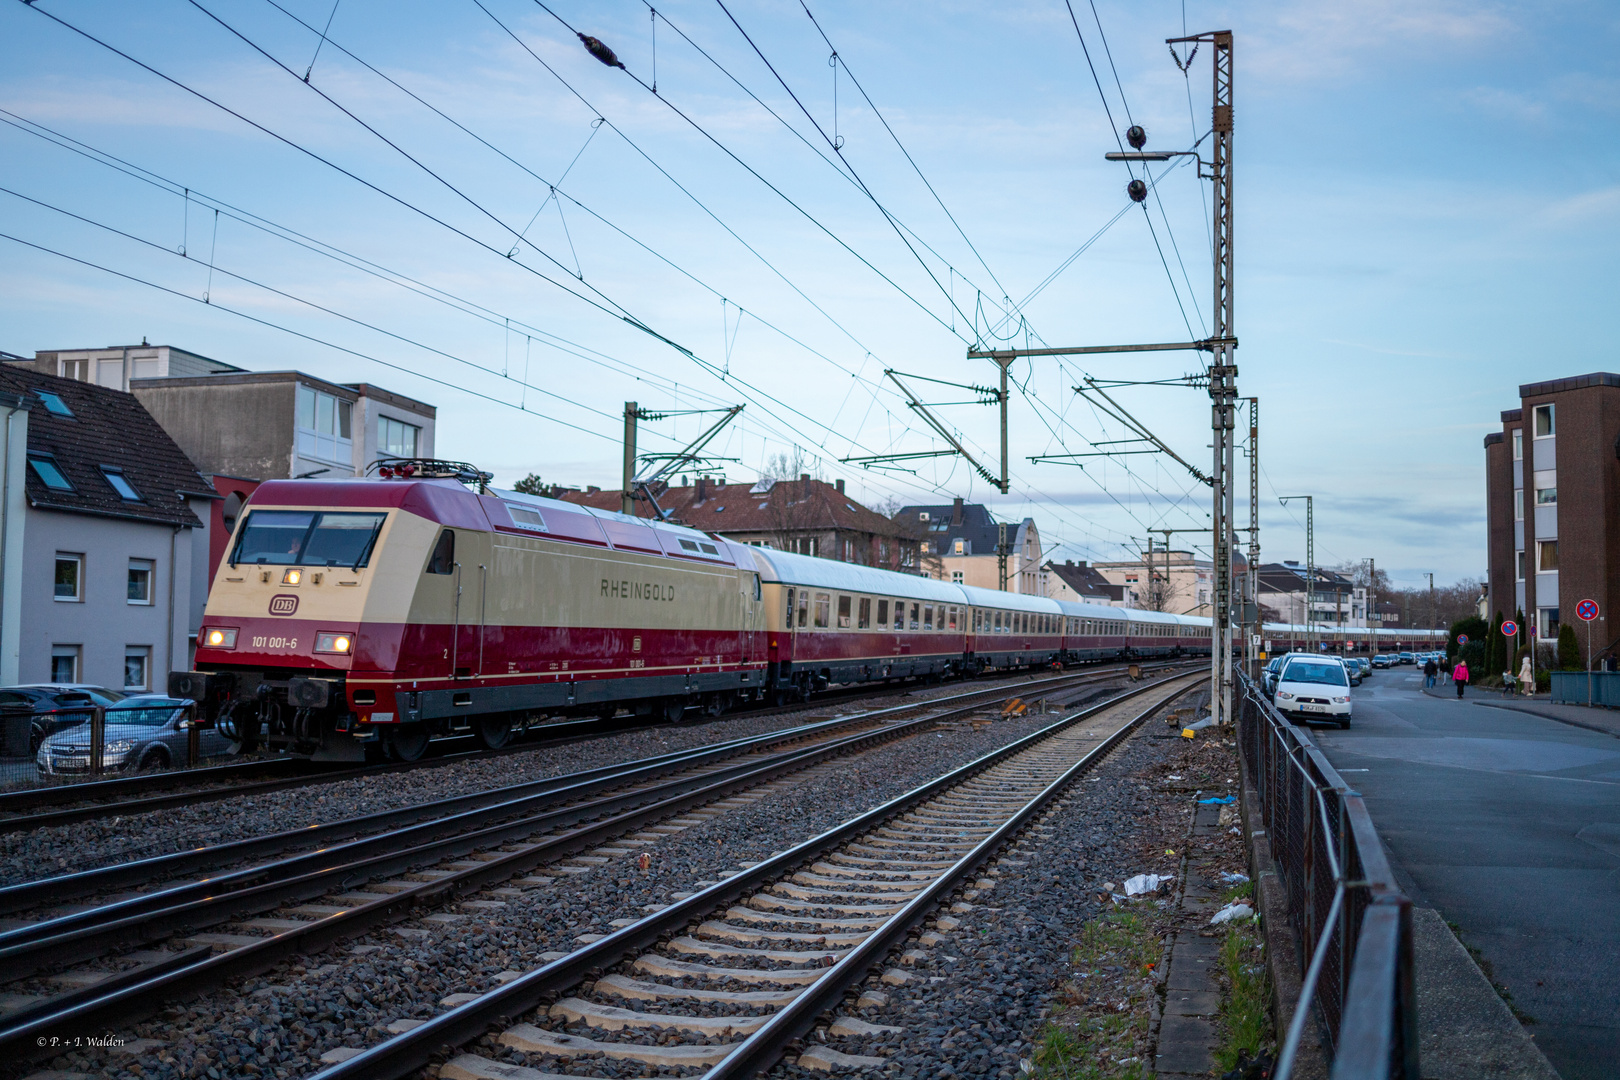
36,696,223,775
1370,655,1391,669
0,684,128,755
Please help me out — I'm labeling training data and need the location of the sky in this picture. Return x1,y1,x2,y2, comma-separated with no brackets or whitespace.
1,0,1615,589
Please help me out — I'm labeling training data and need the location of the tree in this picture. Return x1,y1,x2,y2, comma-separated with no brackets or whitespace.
1448,615,1487,661
512,473,546,496
1558,623,1581,670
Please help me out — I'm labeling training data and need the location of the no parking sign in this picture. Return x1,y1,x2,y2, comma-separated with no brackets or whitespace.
1501,620,1518,637
1457,633,1469,645
1577,599,1600,622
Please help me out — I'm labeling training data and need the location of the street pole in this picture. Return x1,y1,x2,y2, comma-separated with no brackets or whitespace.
1280,495,1313,653
1428,572,1436,642
1247,397,1259,678
621,401,639,516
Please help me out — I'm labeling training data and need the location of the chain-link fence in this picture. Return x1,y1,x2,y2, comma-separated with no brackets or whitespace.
1236,673,1419,1080
0,698,237,793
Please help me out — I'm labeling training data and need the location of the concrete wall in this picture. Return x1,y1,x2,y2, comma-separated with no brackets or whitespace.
134,378,296,481
23,508,199,691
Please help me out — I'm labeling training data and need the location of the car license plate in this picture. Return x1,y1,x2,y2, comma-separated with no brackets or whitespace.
1301,704,1326,713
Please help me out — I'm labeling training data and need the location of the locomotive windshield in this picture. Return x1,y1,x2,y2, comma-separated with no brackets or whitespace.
232,510,387,568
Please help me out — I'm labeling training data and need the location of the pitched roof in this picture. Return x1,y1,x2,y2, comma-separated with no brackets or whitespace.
1043,559,1125,602
555,476,914,539
894,502,1019,556
0,366,213,528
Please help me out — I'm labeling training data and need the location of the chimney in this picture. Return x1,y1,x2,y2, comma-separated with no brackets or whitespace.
835,478,845,494
586,485,600,494
951,497,964,526
694,476,707,502
800,472,811,499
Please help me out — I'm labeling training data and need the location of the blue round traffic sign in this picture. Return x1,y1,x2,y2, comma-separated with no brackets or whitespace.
1501,620,1518,637
1577,599,1599,622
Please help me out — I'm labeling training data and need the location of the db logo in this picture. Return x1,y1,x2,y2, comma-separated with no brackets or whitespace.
269,594,300,616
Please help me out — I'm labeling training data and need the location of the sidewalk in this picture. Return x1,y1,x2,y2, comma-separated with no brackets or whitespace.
1420,685,1620,738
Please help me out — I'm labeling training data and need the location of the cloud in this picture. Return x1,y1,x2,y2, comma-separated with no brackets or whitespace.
1247,0,1514,82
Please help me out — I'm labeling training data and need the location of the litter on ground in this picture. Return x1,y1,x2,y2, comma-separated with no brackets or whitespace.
1210,901,1255,924
1123,873,1174,896
1198,795,1237,805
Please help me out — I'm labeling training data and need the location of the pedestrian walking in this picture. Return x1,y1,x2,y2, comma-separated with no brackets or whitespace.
1441,655,1453,683
1519,653,1534,697
1423,656,1438,689
1453,659,1469,698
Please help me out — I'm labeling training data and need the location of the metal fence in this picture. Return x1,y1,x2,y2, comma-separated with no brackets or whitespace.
1235,673,1419,1080
0,701,226,793
1550,670,1620,708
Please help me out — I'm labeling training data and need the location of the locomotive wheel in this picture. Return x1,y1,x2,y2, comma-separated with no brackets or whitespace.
383,725,430,762
660,697,687,724
475,714,514,751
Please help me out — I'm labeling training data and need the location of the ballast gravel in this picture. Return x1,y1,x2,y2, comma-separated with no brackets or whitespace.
15,678,1133,1080
0,671,1075,887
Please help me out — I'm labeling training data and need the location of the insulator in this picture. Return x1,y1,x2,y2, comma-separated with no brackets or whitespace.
1126,125,1147,150
1127,179,1148,203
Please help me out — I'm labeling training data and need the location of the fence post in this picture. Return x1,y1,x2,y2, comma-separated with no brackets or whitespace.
89,704,105,778
186,703,200,768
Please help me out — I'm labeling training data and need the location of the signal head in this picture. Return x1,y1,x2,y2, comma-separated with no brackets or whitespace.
1126,125,1147,150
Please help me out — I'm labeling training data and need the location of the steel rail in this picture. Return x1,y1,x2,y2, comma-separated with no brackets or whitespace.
0,658,1171,832
0,667,1172,1052
308,671,1201,1080
0,662,1166,913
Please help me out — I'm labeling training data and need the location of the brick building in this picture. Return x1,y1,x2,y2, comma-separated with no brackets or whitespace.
891,500,1042,594
557,474,920,571
1485,373,1620,647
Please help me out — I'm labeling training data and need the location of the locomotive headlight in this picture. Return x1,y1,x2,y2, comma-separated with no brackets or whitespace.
282,568,303,585
204,627,238,649
315,632,353,654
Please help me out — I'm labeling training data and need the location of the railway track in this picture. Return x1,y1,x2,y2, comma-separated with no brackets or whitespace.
300,669,1203,1080
0,663,1191,1057
0,659,1171,833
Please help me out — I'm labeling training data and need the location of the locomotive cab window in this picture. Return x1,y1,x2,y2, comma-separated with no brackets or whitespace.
427,529,456,574
233,510,387,568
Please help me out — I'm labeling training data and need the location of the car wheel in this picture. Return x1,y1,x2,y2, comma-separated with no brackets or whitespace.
137,749,169,773
1339,718,1351,729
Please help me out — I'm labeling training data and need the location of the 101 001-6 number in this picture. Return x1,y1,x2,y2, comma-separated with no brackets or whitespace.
252,635,299,649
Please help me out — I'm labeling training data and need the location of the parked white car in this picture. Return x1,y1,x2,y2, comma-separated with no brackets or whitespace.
1273,656,1353,728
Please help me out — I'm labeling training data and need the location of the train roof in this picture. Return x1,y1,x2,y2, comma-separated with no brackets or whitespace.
748,547,964,602
955,584,1062,614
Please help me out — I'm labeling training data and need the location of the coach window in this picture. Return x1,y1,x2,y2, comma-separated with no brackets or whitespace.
923,604,934,630
858,597,871,629
837,595,852,628
427,529,455,574
893,600,905,631
798,591,810,628
814,592,831,628
785,588,796,630
948,606,958,631
909,602,920,631
877,599,889,628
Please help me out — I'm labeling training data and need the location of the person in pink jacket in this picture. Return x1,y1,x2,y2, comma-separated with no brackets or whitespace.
1453,660,1469,698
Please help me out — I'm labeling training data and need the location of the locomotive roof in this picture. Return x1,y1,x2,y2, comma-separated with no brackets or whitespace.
749,547,963,601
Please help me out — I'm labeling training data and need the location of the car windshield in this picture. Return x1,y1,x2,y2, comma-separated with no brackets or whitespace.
104,706,180,727
232,510,387,568
1281,662,1349,686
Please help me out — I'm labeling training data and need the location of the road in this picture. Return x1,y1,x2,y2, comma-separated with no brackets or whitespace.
1305,665,1620,1080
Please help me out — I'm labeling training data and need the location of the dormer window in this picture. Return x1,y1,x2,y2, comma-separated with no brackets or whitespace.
101,466,142,502
35,391,73,417
28,453,73,491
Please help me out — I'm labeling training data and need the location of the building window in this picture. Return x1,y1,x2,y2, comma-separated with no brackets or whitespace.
952,570,964,584
128,559,154,604
1540,608,1560,639
1535,486,1556,505
1511,430,1522,459
50,644,80,683
843,539,853,562
378,415,420,460
1533,404,1554,437
101,466,142,502
35,391,73,417
97,357,123,388
28,453,74,491
857,597,871,629
60,358,89,382
1514,490,1523,521
953,538,964,555
55,554,82,602
124,647,150,692
920,541,930,554
1537,540,1558,572
296,384,354,466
